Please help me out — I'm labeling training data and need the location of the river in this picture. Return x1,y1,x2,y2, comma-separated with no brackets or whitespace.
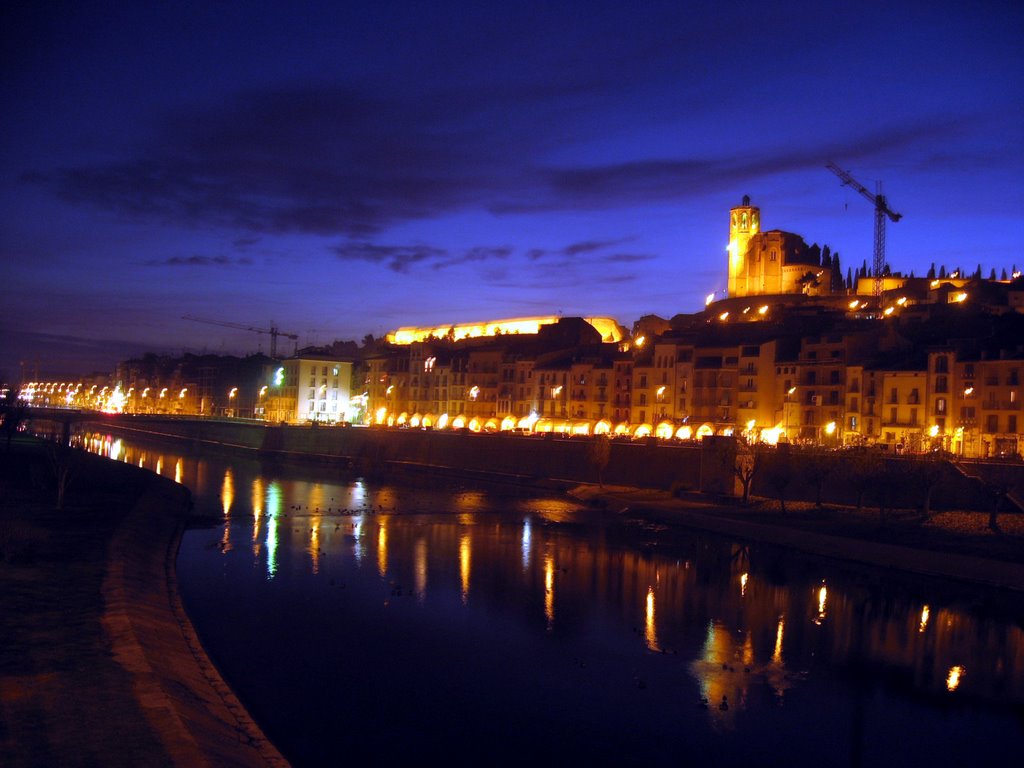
80,431,1024,766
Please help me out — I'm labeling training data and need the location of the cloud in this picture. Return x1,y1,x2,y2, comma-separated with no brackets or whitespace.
332,242,516,273
602,252,655,264
431,246,512,270
331,242,448,273
26,75,974,238
146,255,252,267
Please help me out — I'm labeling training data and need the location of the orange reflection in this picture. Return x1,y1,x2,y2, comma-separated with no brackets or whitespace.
459,533,471,604
377,523,388,578
414,538,427,601
645,587,658,651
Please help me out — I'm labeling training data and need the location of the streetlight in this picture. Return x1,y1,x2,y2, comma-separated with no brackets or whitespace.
785,386,796,442
961,386,974,457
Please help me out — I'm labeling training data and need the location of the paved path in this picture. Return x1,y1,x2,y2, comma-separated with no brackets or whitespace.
0,446,289,767
576,485,1024,593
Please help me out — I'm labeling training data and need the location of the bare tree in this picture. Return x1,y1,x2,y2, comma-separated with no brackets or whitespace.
1,390,29,451
587,434,611,488
907,453,947,521
45,438,80,510
762,447,793,514
846,449,883,510
801,447,838,508
732,440,761,505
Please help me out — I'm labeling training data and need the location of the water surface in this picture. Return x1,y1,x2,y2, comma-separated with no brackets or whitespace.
83,432,1024,766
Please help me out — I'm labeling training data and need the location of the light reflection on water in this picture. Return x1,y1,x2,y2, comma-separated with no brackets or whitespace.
78,431,1024,766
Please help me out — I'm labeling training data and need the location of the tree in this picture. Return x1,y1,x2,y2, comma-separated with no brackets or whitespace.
907,453,947,520
44,430,80,510
587,434,611,488
989,268,997,280
1,389,29,451
801,448,838,508
939,265,947,279
762,447,793,514
731,440,761,505
927,263,936,279
980,461,1021,533
846,449,883,510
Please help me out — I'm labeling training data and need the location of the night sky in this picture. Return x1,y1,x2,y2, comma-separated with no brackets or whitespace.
3,1,1022,378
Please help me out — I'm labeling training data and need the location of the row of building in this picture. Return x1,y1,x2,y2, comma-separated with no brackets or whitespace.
20,197,1024,458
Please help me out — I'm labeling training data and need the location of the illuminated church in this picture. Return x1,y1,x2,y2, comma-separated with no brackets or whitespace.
727,196,833,298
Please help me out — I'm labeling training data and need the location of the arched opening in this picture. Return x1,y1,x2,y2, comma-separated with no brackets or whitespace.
517,414,539,432
452,414,467,429
500,416,517,431
633,423,652,438
655,421,674,440
675,425,693,440
696,423,715,440
594,419,611,435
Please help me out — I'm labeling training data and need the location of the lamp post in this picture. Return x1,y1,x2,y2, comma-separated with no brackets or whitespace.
962,386,974,458
228,387,237,418
785,387,796,443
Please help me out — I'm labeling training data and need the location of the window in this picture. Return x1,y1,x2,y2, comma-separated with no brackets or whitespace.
1009,415,1017,433
890,407,897,423
935,356,949,373
849,416,858,430
987,415,999,433
936,398,946,413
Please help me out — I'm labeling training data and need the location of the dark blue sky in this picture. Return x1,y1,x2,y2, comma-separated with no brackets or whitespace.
3,1,1022,378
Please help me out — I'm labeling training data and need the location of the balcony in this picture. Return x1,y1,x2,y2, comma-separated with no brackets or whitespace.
983,401,1021,411
881,419,920,428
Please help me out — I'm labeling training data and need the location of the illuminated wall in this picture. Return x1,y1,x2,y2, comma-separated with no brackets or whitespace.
386,316,625,345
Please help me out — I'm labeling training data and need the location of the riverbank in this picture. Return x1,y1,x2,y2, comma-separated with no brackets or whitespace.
0,438,287,767
570,484,1024,592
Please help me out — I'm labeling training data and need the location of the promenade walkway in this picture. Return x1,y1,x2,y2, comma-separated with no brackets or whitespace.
0,441,288,767
571,485,1024,593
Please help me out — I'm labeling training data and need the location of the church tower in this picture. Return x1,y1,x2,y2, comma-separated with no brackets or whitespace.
727,195,759,297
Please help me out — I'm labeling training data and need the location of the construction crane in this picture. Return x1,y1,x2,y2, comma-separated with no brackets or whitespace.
182,315,299,359
826,162,902,297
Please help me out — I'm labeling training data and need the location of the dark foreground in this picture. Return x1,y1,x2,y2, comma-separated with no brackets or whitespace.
0,439,286,767
2,437,1022,767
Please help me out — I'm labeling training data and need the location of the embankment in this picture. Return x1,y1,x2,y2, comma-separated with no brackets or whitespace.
0,442,287,767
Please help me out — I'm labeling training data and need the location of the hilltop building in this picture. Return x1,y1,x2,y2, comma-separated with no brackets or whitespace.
727,196,833,298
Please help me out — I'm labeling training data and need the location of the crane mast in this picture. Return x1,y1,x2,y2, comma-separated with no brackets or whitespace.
826,162,902,297
182,315,299,358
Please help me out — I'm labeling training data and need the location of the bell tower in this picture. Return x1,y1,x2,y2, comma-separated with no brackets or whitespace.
727,195,759,297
